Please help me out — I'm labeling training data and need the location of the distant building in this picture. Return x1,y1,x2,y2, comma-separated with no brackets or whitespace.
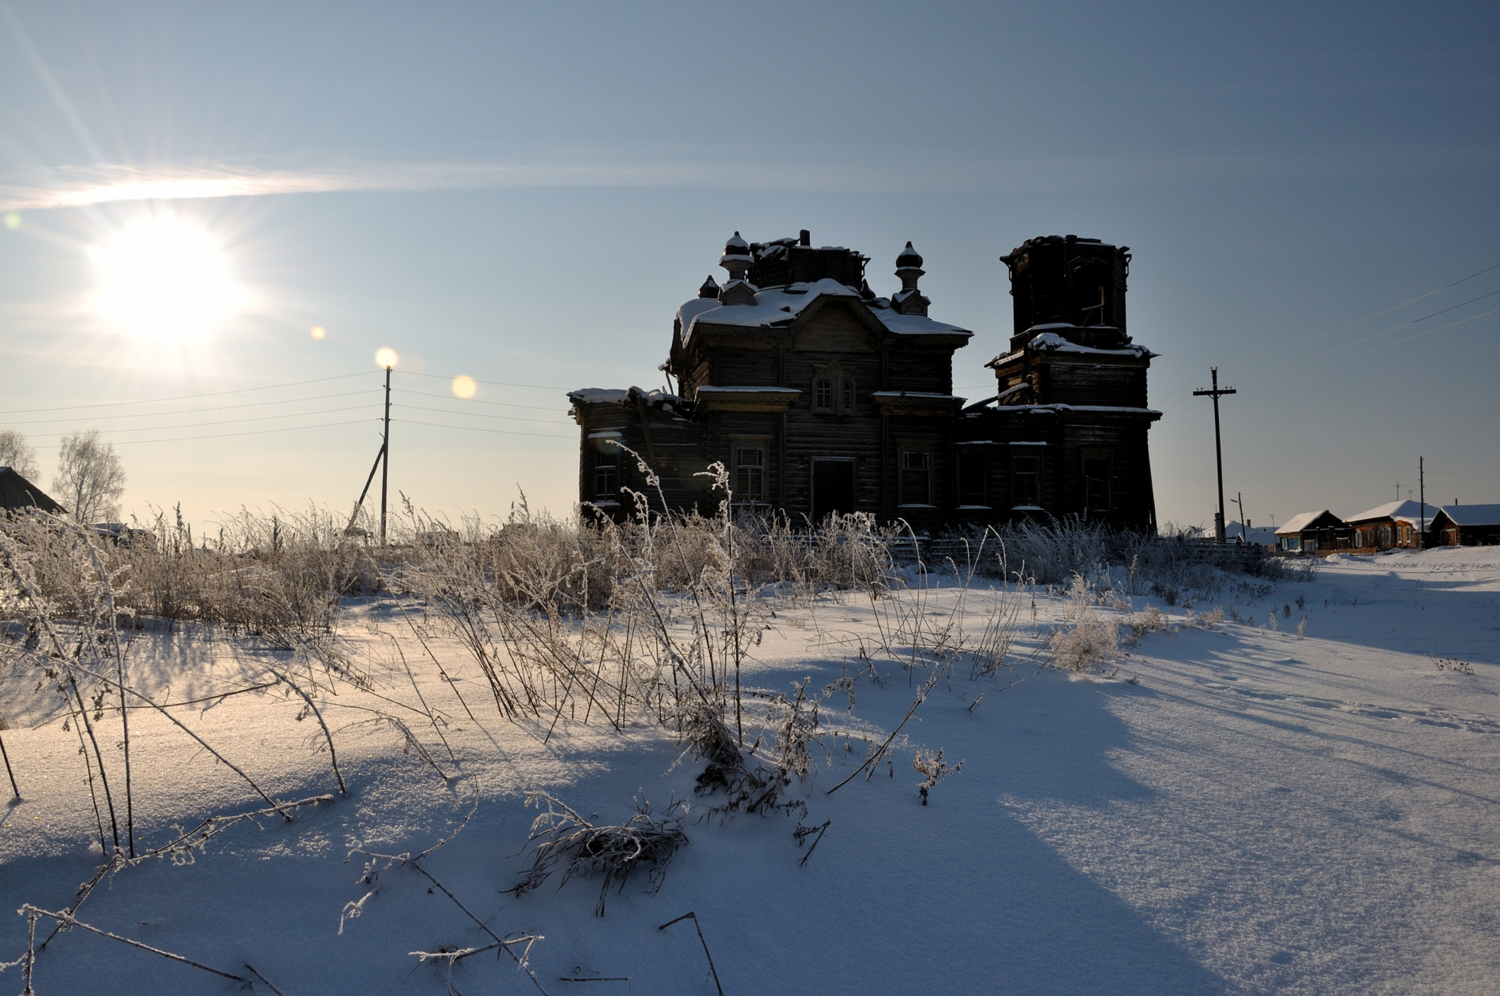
1345,500,1432,552
1275,510,1347,555
1225,520,1278,547
1427,504,1500,547
568,230,1160,531
0,466,65,515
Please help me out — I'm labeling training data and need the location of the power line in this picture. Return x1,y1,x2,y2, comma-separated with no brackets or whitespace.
398,386,578,411
96,419,377,446
394,402,572,426
0,371,373,416
393,370,570,392
0,389,374,425
19,404,377,439
393,418,574,440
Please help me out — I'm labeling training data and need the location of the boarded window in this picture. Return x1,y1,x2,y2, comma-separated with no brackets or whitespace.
1084,457,1111,512
958,450,987,506
900,451,932,505
734,446,765,502
1011,454,1040,506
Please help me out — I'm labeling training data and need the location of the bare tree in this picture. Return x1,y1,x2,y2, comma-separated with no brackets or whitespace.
0,429,39,481
54,431,126,524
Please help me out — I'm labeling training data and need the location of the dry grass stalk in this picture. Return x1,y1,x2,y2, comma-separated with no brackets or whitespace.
507,792,689,917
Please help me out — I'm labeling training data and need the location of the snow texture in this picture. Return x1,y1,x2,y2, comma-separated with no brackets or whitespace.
988,329,1158,368
3,551,1500,994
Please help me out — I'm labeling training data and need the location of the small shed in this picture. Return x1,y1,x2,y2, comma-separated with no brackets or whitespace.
1427,504,1500,547
1346,499,1432,552
1275,510,1346,555
0,467,66,515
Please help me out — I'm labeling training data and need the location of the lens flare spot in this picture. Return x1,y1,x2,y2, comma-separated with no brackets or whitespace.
3,213,19,230
375,347,399,369
310,325,326,340
451,375,477,399
89,214,245,342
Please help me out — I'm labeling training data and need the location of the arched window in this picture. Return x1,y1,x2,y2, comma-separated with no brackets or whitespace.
839,378,855,414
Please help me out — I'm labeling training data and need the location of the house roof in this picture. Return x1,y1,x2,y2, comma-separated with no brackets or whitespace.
1276,510,1343,535
1432,503,1500,527
1346,499,1435,528
677,278,970,343
0,467,66,514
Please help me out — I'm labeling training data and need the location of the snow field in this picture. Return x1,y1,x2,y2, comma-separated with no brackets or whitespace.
0,548,1497,994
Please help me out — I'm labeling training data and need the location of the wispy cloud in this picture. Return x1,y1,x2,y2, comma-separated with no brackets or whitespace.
4,143,1493,212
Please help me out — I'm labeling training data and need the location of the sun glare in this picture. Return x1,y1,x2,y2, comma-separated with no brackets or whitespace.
451,375,477,398
89,215,245,342
375,347,399,369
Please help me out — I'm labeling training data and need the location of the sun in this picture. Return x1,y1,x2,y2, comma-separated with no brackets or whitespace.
88,215,246,342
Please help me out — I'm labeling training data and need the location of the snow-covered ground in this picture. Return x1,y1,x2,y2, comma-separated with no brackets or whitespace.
2,548,1498,994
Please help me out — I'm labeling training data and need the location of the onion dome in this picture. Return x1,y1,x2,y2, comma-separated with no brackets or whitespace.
698,275,720,299
896,241,923,271
719,231,753,282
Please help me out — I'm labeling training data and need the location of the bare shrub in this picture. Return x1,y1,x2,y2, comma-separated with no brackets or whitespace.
506,792,689,916
1049,573,1120,673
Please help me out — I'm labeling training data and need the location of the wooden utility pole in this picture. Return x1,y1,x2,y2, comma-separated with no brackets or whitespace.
1194,367,1237,543
345,367,393,541
1233,492,1247,544
380,364,391,545
1419,456,1426,549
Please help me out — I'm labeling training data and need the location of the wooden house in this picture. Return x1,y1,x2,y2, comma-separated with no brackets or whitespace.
0,466,65,515
1275,510,1347,555
1427,504,1500,547
1346,500,1431,552
569,230,1159,531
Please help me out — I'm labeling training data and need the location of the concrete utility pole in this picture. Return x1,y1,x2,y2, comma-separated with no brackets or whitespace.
1194,367,1237,543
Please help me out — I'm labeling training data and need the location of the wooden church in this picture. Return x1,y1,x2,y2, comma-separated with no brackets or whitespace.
568,230,1159,532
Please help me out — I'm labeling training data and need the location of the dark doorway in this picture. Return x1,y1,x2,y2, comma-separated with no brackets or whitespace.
812,459,855,522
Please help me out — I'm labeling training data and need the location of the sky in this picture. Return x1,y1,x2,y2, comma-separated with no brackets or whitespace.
1,1,1497,532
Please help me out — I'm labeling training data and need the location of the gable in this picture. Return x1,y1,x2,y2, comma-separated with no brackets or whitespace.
790,299,884,354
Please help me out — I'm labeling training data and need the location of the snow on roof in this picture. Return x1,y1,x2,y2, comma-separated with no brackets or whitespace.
567,388,630,405
987,330,1157,367
1277,510,1340,535
1347,499,1435,527
678,278,970,343
1435,503,1500,527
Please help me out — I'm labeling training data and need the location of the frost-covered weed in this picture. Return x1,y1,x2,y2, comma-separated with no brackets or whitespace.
1049,574,1121,673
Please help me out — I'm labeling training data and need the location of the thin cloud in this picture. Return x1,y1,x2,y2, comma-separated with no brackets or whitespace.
4,143,1491,211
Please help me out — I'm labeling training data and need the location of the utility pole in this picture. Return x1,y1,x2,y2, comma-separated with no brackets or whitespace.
1193,367,1237,543
1419,456,1426,549
380,364,392,546
345,366,393,541
1233,492,1247,543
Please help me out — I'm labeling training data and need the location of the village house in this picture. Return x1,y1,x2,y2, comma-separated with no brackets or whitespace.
1427,504,1500,547
568,230,1160,532
1275,510,1348,555
0,466,65,515
1346,499,1432,552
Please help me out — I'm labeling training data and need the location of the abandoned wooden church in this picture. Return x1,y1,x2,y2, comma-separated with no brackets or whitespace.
568,230,1160,531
